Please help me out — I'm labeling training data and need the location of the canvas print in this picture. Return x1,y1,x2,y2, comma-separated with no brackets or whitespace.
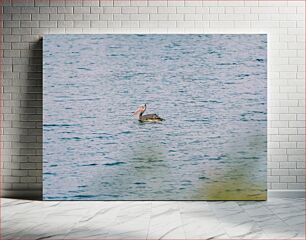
43,34,267,200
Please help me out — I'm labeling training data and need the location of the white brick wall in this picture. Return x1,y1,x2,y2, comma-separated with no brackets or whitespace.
1,0,305,198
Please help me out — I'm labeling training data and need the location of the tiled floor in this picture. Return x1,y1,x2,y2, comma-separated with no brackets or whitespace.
2,197,305,239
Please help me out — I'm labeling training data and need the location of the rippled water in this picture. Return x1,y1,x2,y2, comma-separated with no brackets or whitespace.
43,34,267,200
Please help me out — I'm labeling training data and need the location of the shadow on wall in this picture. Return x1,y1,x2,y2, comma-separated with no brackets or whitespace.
11,39,43,200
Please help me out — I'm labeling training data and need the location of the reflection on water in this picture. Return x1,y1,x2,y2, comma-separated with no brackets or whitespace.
195,132,267,200
43,34,267,200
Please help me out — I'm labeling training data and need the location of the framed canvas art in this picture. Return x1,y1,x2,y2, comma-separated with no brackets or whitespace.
43,34,267,200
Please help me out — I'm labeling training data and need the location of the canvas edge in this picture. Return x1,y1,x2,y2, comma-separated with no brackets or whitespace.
1,190,304,200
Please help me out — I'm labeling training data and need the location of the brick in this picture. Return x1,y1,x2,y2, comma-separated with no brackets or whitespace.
297,176,305,183
280,176,296,183
49,0,65,6
287,149,305,155
297,142,305,149
195,7,209,14
131,0,147,6
203,15,220,21
280,162,296,169
113,14,129,21
12,13,31,20
271,183,287,189
279,128,297,135
210,21,234,28
39,6,57,13
83,0,99,6
90,21,107,28
21,21,39,28
31,28,49,35
288,155,304,162
73,7,90,14
65,14,83,20
297,162,305,168
267,176,279,183
12,28,31,35
289,169,305,176
279,7,297,14
166,0,184,6
83,13,99,20
121,7,138,14
32,13,49,20
268,161,279,169
74,21,90,28
289,135,305,142
50,14,65,20
121,20,139,28
57,7,73,14
279,142,296,149
158,7,176,14
289,121,304,128
184,0,202,7
158,21,176,28
168,14,184,21
3,176,20,183
90,6,104,13
57,20,73,28
12,170,28,177
279,100,299,107
130,14,149,21
12,43,30,50
3,6,21,13
150,14,167,21
271,121,288,128
20,176,36,183
219,14,244,20
39,21,57,28
288,183,305,189
138,7,157,13
12,0,34,6
251,6,279,14
251,21,279,28
28,170,41,176
107,21,120,28
176,7,196,14
234,7,251,13
21,6,40,13
139,21,158,28
148,0,167,7
219,1,244,6
194,21,209,28
99,0,114,6
272,169,289,176
65,0,82,7
35,0,49,6
99,14,113,20
3,21,20,28
185,14,202,21
103,6,121,13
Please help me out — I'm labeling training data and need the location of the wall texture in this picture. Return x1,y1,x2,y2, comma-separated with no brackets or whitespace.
1,0,305,199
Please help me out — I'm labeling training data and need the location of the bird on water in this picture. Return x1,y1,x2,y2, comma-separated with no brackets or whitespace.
132,104,164,122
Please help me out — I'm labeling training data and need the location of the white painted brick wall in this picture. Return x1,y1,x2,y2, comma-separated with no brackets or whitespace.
1,0,305,198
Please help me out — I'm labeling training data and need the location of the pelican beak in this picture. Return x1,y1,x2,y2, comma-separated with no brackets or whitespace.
132,109,139,115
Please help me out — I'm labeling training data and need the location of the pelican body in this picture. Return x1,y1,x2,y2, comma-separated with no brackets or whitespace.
133,104,164,122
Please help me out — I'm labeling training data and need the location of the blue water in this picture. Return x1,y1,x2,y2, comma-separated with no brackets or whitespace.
43,34,267,200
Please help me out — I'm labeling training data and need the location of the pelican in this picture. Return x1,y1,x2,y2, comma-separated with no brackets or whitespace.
132,104,164,122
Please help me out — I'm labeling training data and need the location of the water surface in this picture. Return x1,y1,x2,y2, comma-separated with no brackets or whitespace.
43,34,267,200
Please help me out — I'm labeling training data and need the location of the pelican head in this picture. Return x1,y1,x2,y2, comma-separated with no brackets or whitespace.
132,104,146,117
